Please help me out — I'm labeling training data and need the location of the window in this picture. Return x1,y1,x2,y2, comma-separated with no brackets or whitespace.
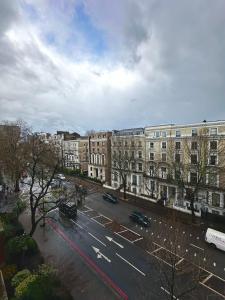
210,141,217,150
176,130,181,137
210,128,217,136
162,131,167,138
138,163,143,171
175,153,180,163
149,165,154,176
190,172,197,184
162,153,167,162
192,128,197,136
176,141,181,150
191,154,197,164
100,169,102,173
97,142,99,146
208,173,217,187
125,141,128,146
161,167,167,179
114,172,118,182
124,161,128,169
132,175,137,185
138,141,142,147
113,160,116,167
212,193,220,207
124,151,128,158
90,167,92,171
162,142,167,149
150,142,154,149
150,152,154,161
131,141,135,147
155,131,160,138
210,155,217,165
92,148,95,152
131,151,135,158
191,142,197,150
92,142,95,146
131,162,136,170
138,151,142,159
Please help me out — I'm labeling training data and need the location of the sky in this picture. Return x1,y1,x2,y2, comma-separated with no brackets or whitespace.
0,0,225,134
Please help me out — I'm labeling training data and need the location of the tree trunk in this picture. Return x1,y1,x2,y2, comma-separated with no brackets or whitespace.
29,209,38,236
14,178,20,192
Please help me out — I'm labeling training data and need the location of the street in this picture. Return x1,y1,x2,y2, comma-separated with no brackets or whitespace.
43,178,225,299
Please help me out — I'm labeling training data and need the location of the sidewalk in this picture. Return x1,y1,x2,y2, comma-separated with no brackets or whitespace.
19,211,118,300
0,192,18,213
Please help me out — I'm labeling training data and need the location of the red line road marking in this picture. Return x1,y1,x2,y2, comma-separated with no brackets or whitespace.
47,220,128,300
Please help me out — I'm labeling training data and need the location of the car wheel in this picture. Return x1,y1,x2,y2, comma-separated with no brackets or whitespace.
210,243,217,249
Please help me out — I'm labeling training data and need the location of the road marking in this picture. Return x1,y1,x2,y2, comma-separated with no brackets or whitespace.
201,273,213,284
92,215,102,219
100,214,112,221
92,218,105,227
117,229,128,234
175,258,184,266
190,243,204,251
161,287,179,300
84,205,93,211
71,219,84,229
106,236,124,248
88,233,106,247
132,237,143,243
200,282,225,299
149,247,162,254
104,220,113,224
47,220,128,300
92,246,111,263
123,226,141,236
116,253,146,276
82,209,93,213
115,232,133,243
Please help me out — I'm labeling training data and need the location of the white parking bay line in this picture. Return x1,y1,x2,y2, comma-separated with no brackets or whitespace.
116,229,128,234
92,215,102,219
115,232,132,244
161,287,179,300
132,237,143,243
92,218,105,227
71,220,84,229
88,232,106,247
116,253,146,276
190,243,204,251
123,226,141,237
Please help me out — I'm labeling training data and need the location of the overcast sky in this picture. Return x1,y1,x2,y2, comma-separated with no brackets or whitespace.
0,0,225,134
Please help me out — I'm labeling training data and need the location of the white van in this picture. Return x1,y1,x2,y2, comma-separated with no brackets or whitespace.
205,228,225,252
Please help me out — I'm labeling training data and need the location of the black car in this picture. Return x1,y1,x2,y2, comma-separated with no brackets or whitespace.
129,211,150,227
102,193,118,204
59,202,77,218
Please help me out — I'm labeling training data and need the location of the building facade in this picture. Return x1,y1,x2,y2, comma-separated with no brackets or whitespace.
144,121,225,216
63,139,79,169
88,131,112,183
111,128,145,196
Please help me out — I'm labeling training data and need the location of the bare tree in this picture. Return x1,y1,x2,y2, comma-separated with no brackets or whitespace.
145,211,208,300
23,134,72,236
0,120,29,192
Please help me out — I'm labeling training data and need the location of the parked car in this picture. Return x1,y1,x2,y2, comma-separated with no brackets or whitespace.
205,228,225,251
129,211,150,227
56,173,66,180
50,179,60,188
59,202,77,218
102,193,118,204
